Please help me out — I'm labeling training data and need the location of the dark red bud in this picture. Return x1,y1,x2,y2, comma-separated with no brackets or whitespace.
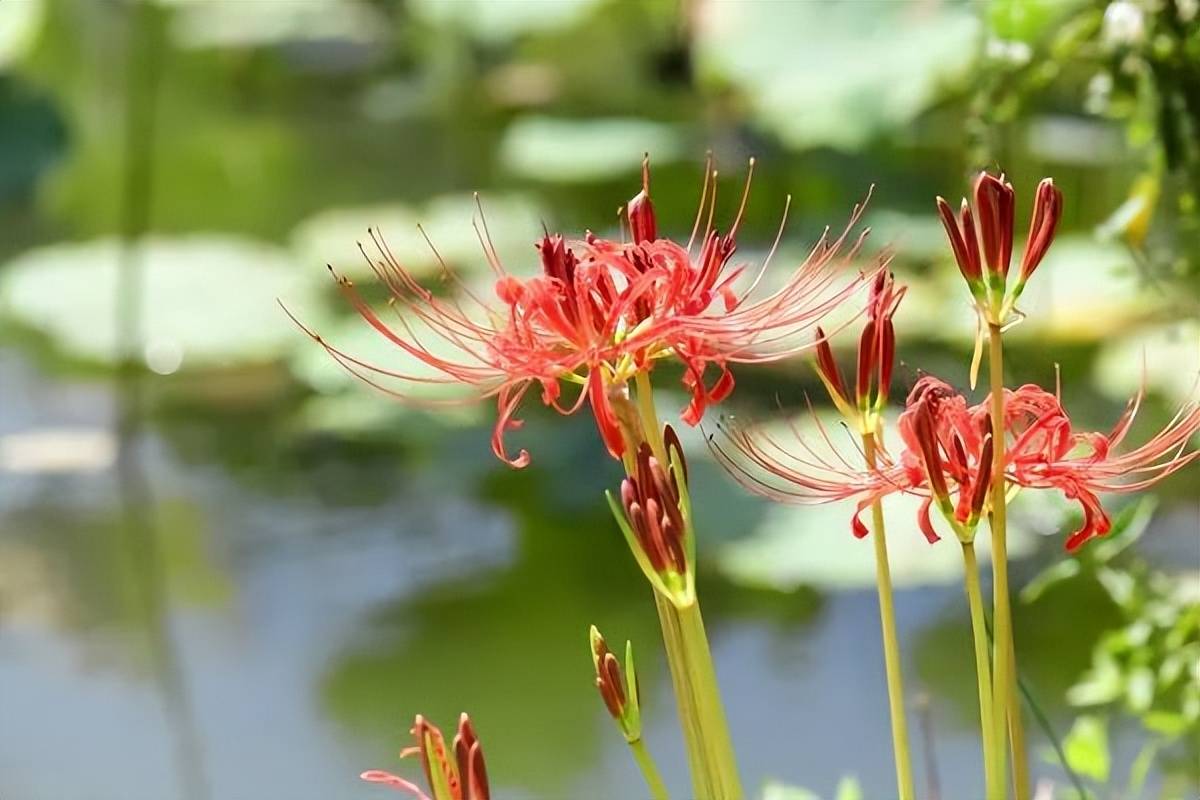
627,157,656,244
1018,178,1062,283
973,172,1015,278
814,327,848,404
454,715,489,800
936,196,982,284
878,320,895,405
856,320,877,404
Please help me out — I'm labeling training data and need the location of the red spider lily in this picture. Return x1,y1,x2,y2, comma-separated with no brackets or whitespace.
902,377,1200,549
713,374,1200,549
813,269,904,424
289,157,878,467
362,714,489,800
997,383,1200,549
936,171,1063,321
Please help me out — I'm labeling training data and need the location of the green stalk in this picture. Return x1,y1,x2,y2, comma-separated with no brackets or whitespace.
635,373,743,800
630,738,670,800
862,433,916,800
962,541,1000,798
987,322,1029,800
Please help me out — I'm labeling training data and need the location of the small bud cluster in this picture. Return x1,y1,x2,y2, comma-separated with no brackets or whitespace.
589,626,644,743
814,270,904,432
607,424,695,607
937,172,1063,325
362,713,490,800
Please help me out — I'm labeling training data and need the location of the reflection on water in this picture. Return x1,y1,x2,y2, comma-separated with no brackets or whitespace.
0,351,1192,799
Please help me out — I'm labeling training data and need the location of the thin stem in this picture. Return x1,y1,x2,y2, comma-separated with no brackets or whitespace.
862,433,916,800
629,738,670,800
987,322,1027,800
1007,640,1031,800
636,372,743,800
654,591,712,800
962,542,999,798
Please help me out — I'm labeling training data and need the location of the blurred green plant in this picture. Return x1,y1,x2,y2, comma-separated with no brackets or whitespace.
1023,497,1200,796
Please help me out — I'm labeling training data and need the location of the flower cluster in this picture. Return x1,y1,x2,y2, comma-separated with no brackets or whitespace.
295,158,877,467
719,370,1199,551
362,714,489,800
936,171,1063,324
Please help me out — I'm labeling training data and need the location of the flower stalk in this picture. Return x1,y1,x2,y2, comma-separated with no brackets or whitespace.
862,431,917,800
626,371,743,800
590,627,669,800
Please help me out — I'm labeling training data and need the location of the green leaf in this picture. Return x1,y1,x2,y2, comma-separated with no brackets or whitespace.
1068,654,1124,706
1005,237,1153,343
0,0,44,69
1125,665,1156,713
0,236,318,370
696,1,978,149
1021,558,1082,604
499,116,685,183
290,193,546,282
1061,715,1111,783
410,0,601,43
1093,320,1200,409
168,0,387,50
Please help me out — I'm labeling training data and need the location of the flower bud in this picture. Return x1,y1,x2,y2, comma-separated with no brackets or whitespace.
973,171,1015,280
814,327,849,406
1016,178,1063,285
627,156,656,244
589,626,643,743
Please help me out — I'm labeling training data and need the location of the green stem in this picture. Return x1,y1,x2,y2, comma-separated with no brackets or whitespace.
1007,638,1031,800
635,372,742,800
629,738,670,800
962,541,1000,798
654,592,742,799
987,322,1027,800
862,433,916,800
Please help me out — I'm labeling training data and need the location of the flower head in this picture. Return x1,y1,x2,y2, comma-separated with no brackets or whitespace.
813,269,904,429
608,424,696,606
901,377,1199,549
292,156,879,467
936,171,1063,324
714,371,1199,550
362,714,489,800
589,625,644,743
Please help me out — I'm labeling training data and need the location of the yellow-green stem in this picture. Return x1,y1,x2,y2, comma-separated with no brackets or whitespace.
1007,631,1031,800
962,541,1000,798
636,372,743,800
630,738,670,800
654,592,742,799
862,433,917,800
987,323,1018,800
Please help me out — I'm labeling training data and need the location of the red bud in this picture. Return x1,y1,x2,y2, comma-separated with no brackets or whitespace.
1018,178,1063,283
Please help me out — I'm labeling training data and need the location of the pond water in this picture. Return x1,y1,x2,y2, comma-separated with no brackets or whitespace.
0,349,1191,800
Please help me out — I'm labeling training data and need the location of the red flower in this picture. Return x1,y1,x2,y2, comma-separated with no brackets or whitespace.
997,383,1200,550
902,378,1200,550
714,373,1200,550
291,157,878,467
936,171,1063,322
362,714,489,800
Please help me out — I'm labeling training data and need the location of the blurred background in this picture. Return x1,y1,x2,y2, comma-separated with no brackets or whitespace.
0,1,1196,798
